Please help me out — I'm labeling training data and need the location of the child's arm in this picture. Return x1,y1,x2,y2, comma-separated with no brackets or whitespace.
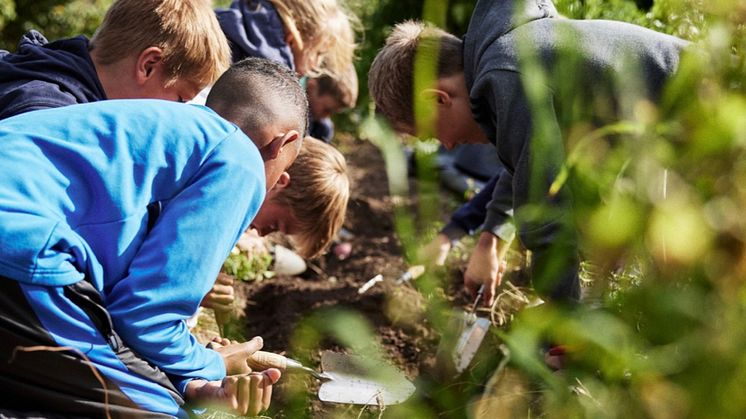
105,132,265,393
473,69,580,302
442,173,502,241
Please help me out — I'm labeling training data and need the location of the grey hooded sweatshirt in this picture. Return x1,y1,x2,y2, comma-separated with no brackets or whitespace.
463,0,688,301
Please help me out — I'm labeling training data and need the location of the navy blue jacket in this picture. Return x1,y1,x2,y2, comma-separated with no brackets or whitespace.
309,117,334,143
440,174,500,240
0,30,105,120
463,0,688,301
215,0,295,69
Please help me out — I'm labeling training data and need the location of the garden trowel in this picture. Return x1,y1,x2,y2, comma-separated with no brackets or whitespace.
247,350,416,406
246,350,332,380
318,351,416,406
453,284,491,372
436,285,492,375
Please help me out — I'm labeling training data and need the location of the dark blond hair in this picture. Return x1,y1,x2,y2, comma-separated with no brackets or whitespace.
269,0,358,78
368,20,463,130
314,64,358,109
276,137,349,258
90,0,230,89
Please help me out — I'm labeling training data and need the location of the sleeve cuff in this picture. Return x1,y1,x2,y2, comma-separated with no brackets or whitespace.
483,216,516,242
171,348,226,395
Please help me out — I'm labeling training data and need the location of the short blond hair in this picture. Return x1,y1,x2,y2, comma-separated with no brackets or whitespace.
315,64,358,109
268,0,357,79
368,20,463,130
90,0,230,89
276,137,349,258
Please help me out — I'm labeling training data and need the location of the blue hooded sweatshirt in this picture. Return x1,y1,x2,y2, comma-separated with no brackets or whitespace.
463,0,688,300
0,100,265,412
0,30,105,120
215,0,295,69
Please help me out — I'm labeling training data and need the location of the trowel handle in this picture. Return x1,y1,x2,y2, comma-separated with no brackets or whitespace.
247,351,288,371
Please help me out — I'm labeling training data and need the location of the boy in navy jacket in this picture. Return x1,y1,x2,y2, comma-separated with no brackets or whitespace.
0,58,306,417
369,0,688,305
0,0,231,121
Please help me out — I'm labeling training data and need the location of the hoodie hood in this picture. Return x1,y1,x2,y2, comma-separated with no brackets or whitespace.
0,30,106,120
463,0,558,89
215,0,295,69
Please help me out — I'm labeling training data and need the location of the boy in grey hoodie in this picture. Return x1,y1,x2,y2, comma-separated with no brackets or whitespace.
369,0,688,306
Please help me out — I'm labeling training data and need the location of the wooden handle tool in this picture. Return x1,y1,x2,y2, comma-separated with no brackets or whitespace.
247,351,332,381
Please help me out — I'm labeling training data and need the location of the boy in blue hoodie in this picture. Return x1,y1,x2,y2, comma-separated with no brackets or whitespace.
0,58,306,417
369,0,688,306
0,0,231,121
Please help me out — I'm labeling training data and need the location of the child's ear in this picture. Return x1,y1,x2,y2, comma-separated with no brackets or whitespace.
421,88,452,107
261,130,301,161
135,47,164,83
284,27,305,52
276,172,291,189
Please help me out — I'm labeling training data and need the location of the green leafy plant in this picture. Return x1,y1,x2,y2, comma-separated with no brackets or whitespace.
222,250,275,282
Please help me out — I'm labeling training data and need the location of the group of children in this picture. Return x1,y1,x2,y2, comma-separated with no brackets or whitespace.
0,0,355,416
0,0,694,416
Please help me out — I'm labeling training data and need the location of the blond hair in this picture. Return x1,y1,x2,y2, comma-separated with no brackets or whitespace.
368,20,463,129
276,137,349,258
90,0,230,90
268,0,357,78
315,64,358,109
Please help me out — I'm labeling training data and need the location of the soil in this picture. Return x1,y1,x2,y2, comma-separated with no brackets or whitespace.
240,138,432,356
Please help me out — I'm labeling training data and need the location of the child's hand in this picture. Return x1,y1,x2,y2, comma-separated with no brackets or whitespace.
208,336,264,375
464,232,507,306
418,233,452,266
200,273,235,312
185,369,281,416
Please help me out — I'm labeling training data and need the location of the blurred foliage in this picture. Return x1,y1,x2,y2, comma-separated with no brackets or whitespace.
0,0,112,51
354,0,746,419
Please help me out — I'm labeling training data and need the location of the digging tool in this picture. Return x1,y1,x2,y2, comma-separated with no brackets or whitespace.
248,350,416,406
246,351,332,380
214,309,230,337
318,351,415,405
435,285,493,375
452,285,492,373
357,265,425,295
440,240,513,374
395,265,425,285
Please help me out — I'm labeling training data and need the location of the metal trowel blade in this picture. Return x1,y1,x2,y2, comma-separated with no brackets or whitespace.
452,316,491,373
318,351,415,406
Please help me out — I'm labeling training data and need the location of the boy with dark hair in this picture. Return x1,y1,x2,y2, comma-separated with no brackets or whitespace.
0,57,306,417
0,0,231,120
369,1,688,305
